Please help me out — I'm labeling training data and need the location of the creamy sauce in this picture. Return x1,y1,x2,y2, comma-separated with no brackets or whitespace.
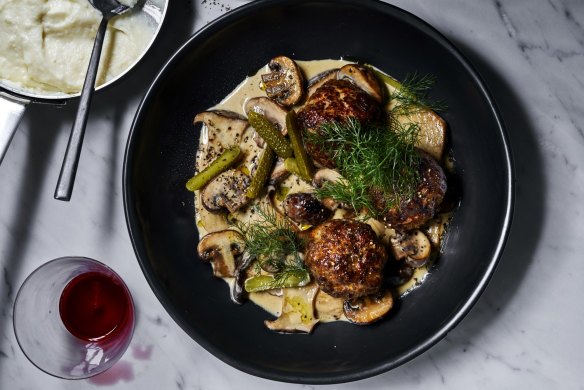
194,59,449,325
0,0,156,94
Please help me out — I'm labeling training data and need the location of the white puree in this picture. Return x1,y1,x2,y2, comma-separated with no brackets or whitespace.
0,0,154,94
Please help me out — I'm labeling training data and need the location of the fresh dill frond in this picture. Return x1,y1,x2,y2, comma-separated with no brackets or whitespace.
390,72,446,115
309,118,421,215
237,205,306,281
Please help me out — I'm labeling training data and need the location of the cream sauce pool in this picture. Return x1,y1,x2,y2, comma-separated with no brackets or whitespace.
194,59,445,323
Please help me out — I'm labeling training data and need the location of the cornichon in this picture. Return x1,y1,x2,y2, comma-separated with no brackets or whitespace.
186,145,241,192
247,111,293,159
244,269,311,292
285,111,314,180
246,146,275,199
284,157,303,178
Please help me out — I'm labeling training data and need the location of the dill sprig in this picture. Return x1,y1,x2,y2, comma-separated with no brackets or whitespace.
237,205,306,278
309,118,421,216
390,72,446,115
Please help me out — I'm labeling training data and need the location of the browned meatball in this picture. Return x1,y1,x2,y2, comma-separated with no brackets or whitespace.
304,219,387,299
284,193,332,226
370,150,447,230
297,79,380,167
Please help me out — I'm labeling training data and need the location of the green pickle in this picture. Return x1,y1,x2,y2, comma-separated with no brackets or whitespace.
284,157,303,178
246,147,275,199
285,111,314,180
247,111,293,159
244,269,311,292
186,145,241,192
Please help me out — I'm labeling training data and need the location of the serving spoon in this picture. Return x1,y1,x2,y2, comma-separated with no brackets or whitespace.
54,0,132,201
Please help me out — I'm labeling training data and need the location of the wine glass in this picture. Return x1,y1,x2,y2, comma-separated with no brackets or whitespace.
13,257,135,379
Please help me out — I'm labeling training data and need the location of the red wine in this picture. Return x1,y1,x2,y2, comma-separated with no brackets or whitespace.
59,271,133,341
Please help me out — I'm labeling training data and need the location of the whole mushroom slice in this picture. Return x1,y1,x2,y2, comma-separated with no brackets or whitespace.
201,169,251,213
396,109,447,162
194,110,248,147
343,289,394,325
338,64,385,103
244,97,288,136
265,283,319,333
197,230,245,278
261,56,305,106
389,229,432,267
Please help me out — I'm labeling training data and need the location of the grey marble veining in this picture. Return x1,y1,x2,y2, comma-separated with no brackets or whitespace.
1,0,583,388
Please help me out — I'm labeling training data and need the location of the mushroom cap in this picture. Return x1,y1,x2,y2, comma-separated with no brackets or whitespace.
338,64,386,103
261,56,305,107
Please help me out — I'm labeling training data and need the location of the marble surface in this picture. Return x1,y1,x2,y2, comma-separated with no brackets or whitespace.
1,0,583,388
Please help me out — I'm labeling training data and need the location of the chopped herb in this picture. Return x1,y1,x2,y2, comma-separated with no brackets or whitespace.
308,118,421,217
390,72,446,115
237,205,307,287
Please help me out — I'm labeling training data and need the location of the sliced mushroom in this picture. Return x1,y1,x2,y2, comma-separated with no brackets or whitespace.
261,56,305,106
197,230,245,278
389,230,431,267
201,169,251,213
283,192,332,226
396,109,446,161
338,64,385,103
315,290,345,322
424,214,449,246
306,68,339,98
265,283,319,333
343,289,393,325
194,110,248,147
366,218,396,246
312,168,342,188
231,252,254,304
244,97,288,148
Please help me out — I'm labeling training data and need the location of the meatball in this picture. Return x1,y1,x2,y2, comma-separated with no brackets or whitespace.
297,79,380,167
370,150,447,230
284,193,332,226
304,219,387,299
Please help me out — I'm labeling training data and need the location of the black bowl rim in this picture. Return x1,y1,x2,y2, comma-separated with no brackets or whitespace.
123,0,515,383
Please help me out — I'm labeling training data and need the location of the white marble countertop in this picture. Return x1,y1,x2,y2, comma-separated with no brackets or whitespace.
1,0,583,388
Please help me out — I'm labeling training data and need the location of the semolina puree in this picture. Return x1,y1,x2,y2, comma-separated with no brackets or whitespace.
0,0,155,94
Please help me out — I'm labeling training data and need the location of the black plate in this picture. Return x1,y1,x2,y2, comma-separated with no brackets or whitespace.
123,0,513,384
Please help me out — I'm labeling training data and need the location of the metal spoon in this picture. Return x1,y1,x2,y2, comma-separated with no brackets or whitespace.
54,0,131,201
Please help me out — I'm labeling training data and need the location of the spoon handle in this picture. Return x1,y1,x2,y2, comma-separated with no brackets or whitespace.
54,16,109,201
